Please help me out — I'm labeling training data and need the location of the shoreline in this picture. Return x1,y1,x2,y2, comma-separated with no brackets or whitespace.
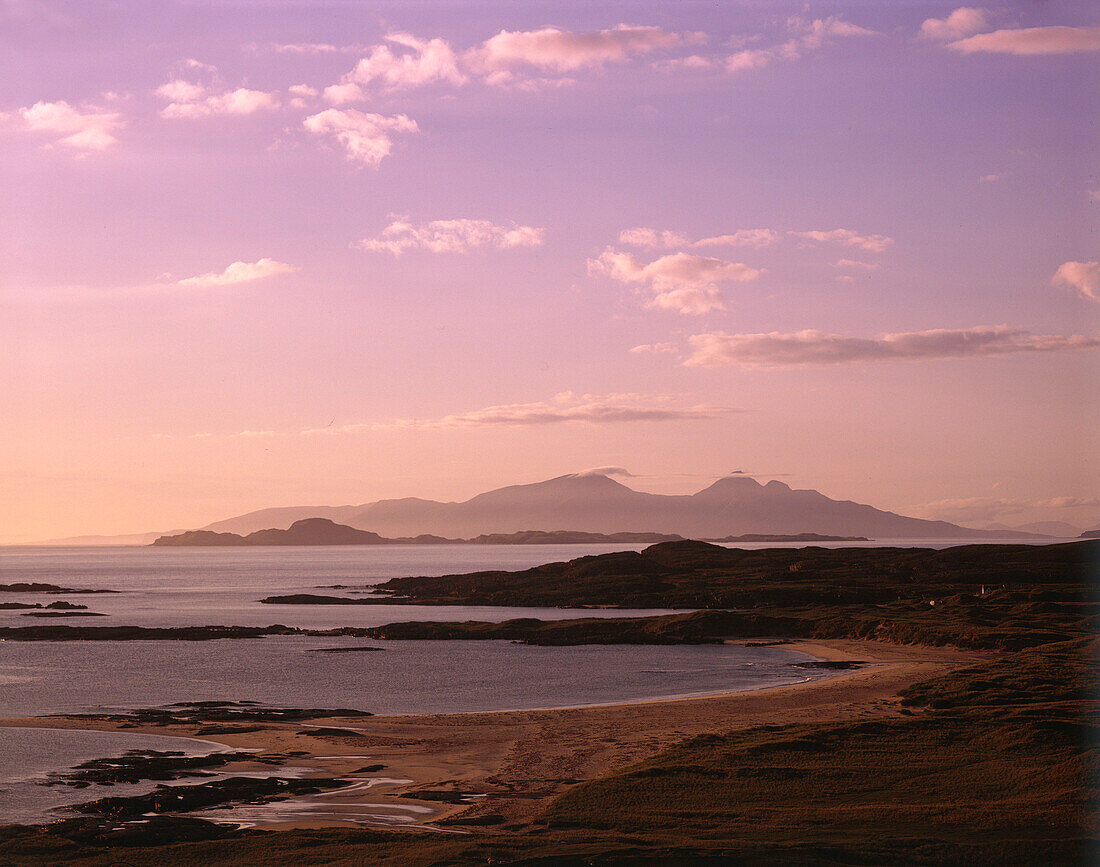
0,638,988,832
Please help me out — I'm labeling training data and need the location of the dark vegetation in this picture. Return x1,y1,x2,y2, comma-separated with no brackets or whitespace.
542,637,1099,865
374,539,1097,611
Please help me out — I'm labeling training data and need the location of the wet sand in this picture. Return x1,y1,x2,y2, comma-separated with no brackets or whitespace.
0,639,988,831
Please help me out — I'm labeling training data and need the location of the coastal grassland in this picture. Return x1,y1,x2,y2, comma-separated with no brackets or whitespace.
374,540,1097,611
544,637,1099,864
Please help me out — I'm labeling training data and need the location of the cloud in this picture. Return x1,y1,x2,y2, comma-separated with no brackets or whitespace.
619,228,691,248
471,24,694,74
321,25,700,95
574,466,635,478
725,16,874,74
344,33,466,89
913,496,1100,524
920,8,988,41
176,258,298,289
835,259,878,270
357,218,545,255
630,342,679,355
790,228,894,252
156,81,280,118
590,249,762,314
619,227,778,249
322,82,364,104
685,325,1100,367
302,109,418,166
304,392,742,433
654,54,716,71
288,84,318,107
1052,260,1100,302
948,26,1100,55
19,100,124,150
263,42,365,54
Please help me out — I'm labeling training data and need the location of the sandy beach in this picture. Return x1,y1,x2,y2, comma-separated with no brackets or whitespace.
0,639,989,831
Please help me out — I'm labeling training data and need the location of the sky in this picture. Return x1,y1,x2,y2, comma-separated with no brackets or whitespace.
2,0,1098,542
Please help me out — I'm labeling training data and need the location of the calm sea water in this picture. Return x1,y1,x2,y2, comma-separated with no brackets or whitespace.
0,540,1046,629
0,544,679,629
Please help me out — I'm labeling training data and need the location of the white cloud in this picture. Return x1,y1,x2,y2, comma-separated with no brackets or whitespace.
654,55,716,71
288,84,319,108
835,259,879,270
302,109,418,166
265,42,364,54
156,80,205,102
590,249,762,315
303,392,741,433
685,325,1100,367
948,26,1100,55
630,342,680,354
19,100,124,150
157,81,280,118
726,16,874,74
920,8,988,41
619,227,778,249
176,258,298,289
790,228,894,252
321,25,701,94
574,466,636,478
345,33,465,89
695,229,779,248
1052,260,1100,302
357,217,545,255
322,82,364,104
471,24,694,74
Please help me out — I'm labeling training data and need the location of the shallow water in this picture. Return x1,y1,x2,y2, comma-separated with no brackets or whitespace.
0,637,826,826
0,726,223,824
0,637,821,718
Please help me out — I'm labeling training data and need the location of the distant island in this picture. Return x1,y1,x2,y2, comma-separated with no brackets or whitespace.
151,519,868,547
185,472,1029,540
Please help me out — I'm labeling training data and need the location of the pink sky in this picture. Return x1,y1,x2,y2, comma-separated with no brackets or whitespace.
2,1,1098,541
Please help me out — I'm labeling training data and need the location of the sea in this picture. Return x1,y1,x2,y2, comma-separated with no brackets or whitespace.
0,539,1066,824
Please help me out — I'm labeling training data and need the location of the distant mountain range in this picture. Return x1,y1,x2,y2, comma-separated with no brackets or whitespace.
186,473,1046,541
152,521,686,547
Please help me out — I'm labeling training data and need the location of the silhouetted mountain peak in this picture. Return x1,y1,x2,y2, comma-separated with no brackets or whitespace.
467,472,638,504
694,475,765,498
